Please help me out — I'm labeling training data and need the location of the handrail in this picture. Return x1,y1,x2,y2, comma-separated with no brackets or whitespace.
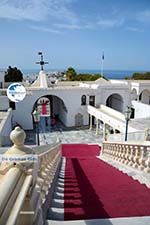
5,175,32,225
32,141,61,155
38,142,61,157
102,141,150,173
0,168,22,216
0,142,62,225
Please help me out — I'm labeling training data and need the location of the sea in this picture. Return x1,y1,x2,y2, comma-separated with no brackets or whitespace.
21,69,147,80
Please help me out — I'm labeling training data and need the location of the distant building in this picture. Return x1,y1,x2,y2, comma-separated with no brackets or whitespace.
0,70,5,88
1,70,150,134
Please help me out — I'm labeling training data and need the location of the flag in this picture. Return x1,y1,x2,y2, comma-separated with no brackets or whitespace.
102,52,104,60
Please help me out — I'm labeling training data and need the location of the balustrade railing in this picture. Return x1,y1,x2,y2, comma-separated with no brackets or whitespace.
0,127,62,225
102,142,150,173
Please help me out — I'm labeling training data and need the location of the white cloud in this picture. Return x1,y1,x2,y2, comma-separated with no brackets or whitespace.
55,23,82,30
29,25,61,34
54,22,95,30
97,18,124,29
137,10,150,23
126,27,141,32
0,0,77,23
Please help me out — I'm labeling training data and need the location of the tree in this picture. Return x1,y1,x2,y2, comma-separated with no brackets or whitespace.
125,72,150,80
65,67,77,81
5,66,23,82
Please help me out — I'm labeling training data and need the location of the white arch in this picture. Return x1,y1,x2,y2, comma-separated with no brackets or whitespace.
131,88,138,101
32,94,68,125
139,89,150,104
106,93,124,112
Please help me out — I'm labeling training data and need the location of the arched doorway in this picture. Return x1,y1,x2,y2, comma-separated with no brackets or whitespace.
106,93,123,112
139,89,150,104
131,88,138,101
32,95,68,130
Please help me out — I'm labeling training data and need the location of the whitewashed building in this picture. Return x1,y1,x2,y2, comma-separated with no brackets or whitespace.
1,70,150,145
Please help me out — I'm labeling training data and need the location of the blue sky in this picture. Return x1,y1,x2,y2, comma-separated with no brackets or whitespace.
0,0,150,71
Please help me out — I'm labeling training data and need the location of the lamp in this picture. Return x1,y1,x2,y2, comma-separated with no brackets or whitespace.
124,106,132,141
32,109,40,145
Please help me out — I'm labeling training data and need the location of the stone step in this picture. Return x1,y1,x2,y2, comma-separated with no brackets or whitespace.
58,175,65,179
53,191,64,199
57,178,65,182
51,199,64,208
55,186,64,193
56,182,65,187
48,207,64,220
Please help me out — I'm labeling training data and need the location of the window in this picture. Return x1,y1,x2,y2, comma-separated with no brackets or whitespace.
9,101,16,110
81,95,86,105
89,96,95,106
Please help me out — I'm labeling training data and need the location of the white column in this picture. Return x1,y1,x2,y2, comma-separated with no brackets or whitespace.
89,114,93,130
103,123,107,141
95,118,99,135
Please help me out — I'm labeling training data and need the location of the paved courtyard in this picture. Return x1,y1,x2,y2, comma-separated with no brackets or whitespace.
39,128,103,145
25,120,103,146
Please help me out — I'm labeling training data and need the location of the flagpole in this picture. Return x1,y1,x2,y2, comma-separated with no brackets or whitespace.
101,51,104,78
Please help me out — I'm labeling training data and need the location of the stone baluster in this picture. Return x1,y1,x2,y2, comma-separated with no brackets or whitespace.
116,144,121,160
144,148,150,173
145,159,150,173
117,145,122,161
121,145,128,163
107,144,110,156
124,145,131,165
113,144,119,160
138,146,147,171
118,145,125,162
127,145,135,166
110,144,114,158
132,146,140,168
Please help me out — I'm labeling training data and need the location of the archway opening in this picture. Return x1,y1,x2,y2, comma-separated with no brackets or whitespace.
32,95,68,130
106,93,123,112
131,88,138,101
139,89,150,104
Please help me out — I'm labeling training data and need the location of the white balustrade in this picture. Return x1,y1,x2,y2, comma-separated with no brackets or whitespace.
0,127,62,225
102,142,150,173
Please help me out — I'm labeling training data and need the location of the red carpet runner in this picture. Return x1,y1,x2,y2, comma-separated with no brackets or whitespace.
62,144,150,221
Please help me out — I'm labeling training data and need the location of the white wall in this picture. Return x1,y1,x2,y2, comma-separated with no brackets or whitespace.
13,88,91,129
0,96,9,110
96,87,131,112
132,100,150,119
11,83,131,130
0,109,12,146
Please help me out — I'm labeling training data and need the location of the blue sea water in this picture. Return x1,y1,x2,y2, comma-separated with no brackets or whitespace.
22,69,146,79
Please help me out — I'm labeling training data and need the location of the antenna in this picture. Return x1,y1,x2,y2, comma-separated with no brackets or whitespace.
36,52,49,71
